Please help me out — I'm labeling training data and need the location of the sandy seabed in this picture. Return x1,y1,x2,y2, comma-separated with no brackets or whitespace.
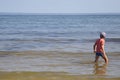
0,51,120,80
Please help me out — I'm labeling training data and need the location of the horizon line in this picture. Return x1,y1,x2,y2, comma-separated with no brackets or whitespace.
0,12,120,15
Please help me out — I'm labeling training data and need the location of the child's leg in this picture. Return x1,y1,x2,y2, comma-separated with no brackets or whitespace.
95,55,99,62
102,54,108,64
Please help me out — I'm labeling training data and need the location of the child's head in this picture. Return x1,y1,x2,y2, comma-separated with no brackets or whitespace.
100,32,106,38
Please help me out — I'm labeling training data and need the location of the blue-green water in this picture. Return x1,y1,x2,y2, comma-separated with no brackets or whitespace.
0,14,120,52
0,14,120,78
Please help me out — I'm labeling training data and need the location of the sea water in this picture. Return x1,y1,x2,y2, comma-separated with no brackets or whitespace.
0,14,120,52
0,14,120,78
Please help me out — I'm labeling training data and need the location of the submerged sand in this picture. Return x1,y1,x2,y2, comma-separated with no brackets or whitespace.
0,51,120,80
0,71,120,80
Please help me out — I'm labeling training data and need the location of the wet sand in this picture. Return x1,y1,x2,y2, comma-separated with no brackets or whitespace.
0,51,120,80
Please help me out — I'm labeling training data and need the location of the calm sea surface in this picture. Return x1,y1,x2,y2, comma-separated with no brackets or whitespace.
0,14,120,52
0,14,120,78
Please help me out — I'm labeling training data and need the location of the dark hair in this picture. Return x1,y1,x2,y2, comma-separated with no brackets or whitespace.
100,34,105,38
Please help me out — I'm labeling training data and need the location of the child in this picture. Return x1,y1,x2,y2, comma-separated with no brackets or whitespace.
93,32,108,64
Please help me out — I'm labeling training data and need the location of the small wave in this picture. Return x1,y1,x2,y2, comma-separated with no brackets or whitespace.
1,37,120,43
0,38,80,43
106,38,120,42
83,38,120,43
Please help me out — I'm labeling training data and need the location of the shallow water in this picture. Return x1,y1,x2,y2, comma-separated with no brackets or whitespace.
0,71,120,80
0,51,119,79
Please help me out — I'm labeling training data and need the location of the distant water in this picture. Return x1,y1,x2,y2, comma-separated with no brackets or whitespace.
0,14,120,52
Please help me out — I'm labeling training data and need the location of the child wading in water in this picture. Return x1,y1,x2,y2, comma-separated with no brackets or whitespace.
93,32,108,64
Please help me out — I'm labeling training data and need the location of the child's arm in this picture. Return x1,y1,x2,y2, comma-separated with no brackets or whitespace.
101,39,105,54
101,44,105,54
93,42,97,53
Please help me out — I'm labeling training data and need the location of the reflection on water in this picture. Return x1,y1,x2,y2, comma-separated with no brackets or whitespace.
93,63,107,75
